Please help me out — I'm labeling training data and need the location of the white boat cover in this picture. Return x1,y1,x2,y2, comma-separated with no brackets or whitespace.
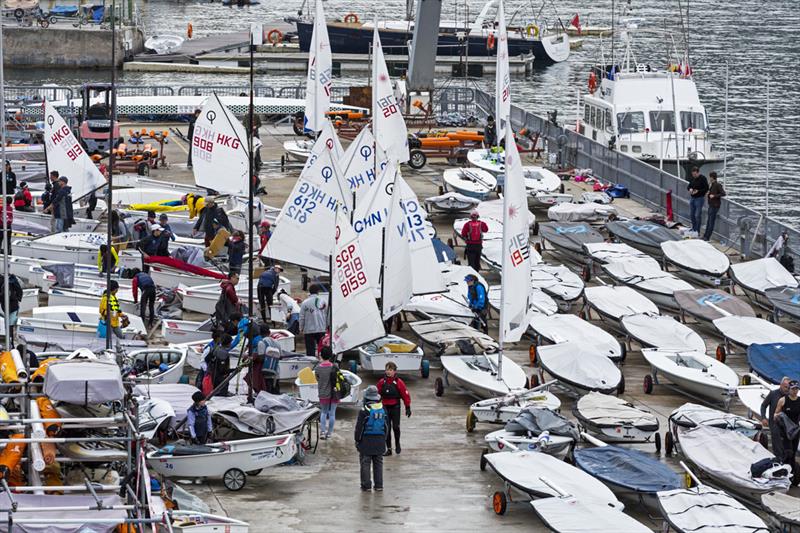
537,342,622,394
674,289,755,321
408,318,498,354
574,392,658,430
661,239,730,276
547,202,616,222
657,486,769,533
0,493,126,533
532,497,651,533
424,191,480,212
582,242,660,266
44,361,125,404
678,425,791,496
488,285,557,316
133,383,199,425
642,349,739,397
484,450,621,507
539,222,603,254
583,286,659,319
481,238,542,270
530,264,584,302
476,198,535,227
606,220,681,251
603,260,693,296
621,313,706,351
530,314,621,359
729,257,798,294
712,316,800,347
211,391,319,435
669,403,760,434
442,168,497,196
440,354,527,396
761,492,800,525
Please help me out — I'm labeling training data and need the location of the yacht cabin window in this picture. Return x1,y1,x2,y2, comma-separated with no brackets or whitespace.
680,111,706,131
649,111,675,132
617,112,645,134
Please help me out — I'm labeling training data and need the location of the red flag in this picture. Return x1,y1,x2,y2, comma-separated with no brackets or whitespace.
570,13,582,35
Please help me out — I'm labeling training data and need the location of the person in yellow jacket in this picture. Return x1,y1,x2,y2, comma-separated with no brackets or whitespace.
97,244,119,274
186,193,205,219
99,281,127,339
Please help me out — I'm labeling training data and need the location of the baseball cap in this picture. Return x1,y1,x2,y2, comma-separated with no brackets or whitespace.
470,210,479,218
790,380,799,389
150,224,163,231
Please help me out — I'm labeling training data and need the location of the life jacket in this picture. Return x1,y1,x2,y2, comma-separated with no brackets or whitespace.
379,378,401,401
362,402,386,436
464,220,485,245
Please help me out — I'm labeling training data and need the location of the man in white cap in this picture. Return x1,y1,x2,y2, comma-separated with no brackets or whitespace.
137,224,169,260
459,210,488,272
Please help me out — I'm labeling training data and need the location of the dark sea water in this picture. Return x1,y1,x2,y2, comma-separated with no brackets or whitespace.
6,0,800,225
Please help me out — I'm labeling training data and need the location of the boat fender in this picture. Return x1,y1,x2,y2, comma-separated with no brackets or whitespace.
267,29,283,45
187,22,193,39
588,71,598,94
343,13,359,23
0,435,26,479
486,33,495,50
526,24,539,38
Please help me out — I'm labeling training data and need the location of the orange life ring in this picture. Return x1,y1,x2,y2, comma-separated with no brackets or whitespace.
187,22,193,39
588,71,598,94
343,13,359,24
267,29,283,45
487,33,496,50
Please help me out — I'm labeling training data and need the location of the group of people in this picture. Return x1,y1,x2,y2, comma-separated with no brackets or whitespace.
760,377,800,482
687,167,726,240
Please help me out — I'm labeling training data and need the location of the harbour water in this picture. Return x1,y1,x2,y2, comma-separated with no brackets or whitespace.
6,0,799,225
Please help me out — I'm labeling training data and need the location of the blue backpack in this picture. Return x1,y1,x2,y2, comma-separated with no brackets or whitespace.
362,403,386,436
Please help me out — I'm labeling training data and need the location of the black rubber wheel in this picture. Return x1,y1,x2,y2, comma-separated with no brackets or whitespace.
49,16,57,24
407,149,427,170
715,344,726,363
245,469,263,476
582,265,591,282
741,374,751,386
479,449,488,471
223,468,246,491
492,491,507,515
39,19,50,28
434,377,444,397
532,221,539,236
420,360,430,379
14,8,24,18
654,432,662,454
664,431,674,456
137,162,150,176
619,342,627,363
643,374,654,394
617,374,625,395
466,410,477,433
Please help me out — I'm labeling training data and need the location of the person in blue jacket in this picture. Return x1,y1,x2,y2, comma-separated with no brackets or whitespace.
465,274,488,333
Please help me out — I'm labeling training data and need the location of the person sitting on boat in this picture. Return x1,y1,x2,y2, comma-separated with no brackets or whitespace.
99,280,127,340
13,182,33,212
130,267,157,328
460,211,489,273
483,116,497,148
187,391,213,445
158,213,176,241
193,197,232,246
137,224,170,260
97,244,119,275
465,274,489,333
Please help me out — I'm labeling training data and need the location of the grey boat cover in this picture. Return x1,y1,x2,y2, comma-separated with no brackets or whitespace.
620,313,706,351
574,392,658,431
729,257,798,294
532,496,651,533
504,407,579,441
209,392,319,435
657,486,769,533
606,220,681,252
19,332,147,353
488,285,557,316
0,493,125,533
669,403,760,434
547,202,616,222
602,260,693,296
537,342,621,394
582,242,659,266
539,222,603,254
530,314,621,359
761,492,800,525
133,383,199,426
661,239,731,276
424,191,480,212
583,285,659,319
44,361,124,404
712,316,800,347
674,289,755,321
408,318,499,354
678,425,791,495
765,286,800,318
530,264,584,302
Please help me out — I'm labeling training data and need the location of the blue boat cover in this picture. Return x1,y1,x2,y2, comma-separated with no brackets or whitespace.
748,343,800,384
574,446,682,494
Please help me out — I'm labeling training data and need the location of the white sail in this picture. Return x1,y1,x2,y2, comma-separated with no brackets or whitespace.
191,94,249,196
382,171,414,319
265,144,347,271
331,209,385,353
351,160,394,289
303,0,333,132
372,27,409,163
302,119,343,174
494,0,511,141
396,175,446,294
341,126,389,210
43,100,105,200
500,127,533,343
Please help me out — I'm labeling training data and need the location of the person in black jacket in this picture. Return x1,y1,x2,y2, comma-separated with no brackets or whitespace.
193,198,232,246
354,386,387,492
761,377,790,460
137,225,169,260
483,116,497,148
4,161,16,197
686,166,709,235
187,109,200,168
0,274,23,343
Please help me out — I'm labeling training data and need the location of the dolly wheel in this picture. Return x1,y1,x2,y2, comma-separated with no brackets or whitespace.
715,344,726,363
420,360,430,379
479,448,488,471
223,468,246,491
246,469,263,476
408,149,427,170
466,410,477,433
654,432,662,454
741,374,751,386
492,491,507,515
664,432,674,456
643,374,654,394
434,377,444,397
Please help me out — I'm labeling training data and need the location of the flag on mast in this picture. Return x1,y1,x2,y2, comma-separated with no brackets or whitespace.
372,26,409,163
303,0,333,132
494,0,511,141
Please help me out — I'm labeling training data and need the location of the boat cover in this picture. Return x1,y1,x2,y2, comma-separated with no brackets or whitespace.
574,446,682,493
133,383,198,425
582,242,659,266
539,222,603,254
482,238,542,269
674,289,755,321
537,342,621,393
729,257,798,293
669,403,759,433
504,407,579,441
425,191,480,212
0,493,126,533
407,319,499,354
530,314,620,359
547,202,616,222
476,198,535,227
657,486,770,533
761,492,800,525
574,392,658,431
765,286,800,318
583,286,659,319
19,332,147,353
44,361,124,404
678,425,791,495
747,343,800,384
606,220,681,251
210,392,319,435
532,497,651,533
661,239,730,276
713,316,800,346
621,313,706,351
488,285,557,315
530,264,584,302
603,260,693,296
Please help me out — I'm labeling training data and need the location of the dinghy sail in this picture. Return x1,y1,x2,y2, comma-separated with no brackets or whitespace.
382,170,414,319
302,0,332,132
371,26,409,163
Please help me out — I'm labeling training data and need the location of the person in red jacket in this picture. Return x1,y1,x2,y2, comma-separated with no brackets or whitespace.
13,182,33,212
376,361,411,456
460,210,488,272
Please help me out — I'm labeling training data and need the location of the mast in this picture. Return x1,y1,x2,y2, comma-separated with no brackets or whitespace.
247,25,257,326
1,14,8,350
105,0,117,351
765,77,770,219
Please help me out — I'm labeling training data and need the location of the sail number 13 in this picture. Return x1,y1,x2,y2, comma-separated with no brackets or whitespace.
335,244,367,297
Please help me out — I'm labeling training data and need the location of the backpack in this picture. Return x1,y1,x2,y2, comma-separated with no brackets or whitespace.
332,366,351,400
362,403,386,436
466,220,484,243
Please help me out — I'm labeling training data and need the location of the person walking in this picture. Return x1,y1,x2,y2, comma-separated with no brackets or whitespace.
99,280,127,339
465,274,489,333
187,391,213,444
773,380,800,481
376,362,411,456
207,333,233,392
686,166,708,236
315,347,339,439
0,274,23,343
355,385,387,492
703,171,726,241
187,109,200,168
47,176,73,232
460,211,489,273
299,284,327,357
761,376,790,460
258,264,283,321
13,182,33,212
214,272,241,329
131,267,157,327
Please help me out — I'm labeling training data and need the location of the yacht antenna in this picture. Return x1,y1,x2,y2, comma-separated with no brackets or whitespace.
0,15,8,350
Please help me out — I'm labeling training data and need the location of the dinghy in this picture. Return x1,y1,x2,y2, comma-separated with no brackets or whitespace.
602,260,694,310
468,383,561,429
674,288,755,323
354,335,425,375
765,286,800,321
535,342,623,395
729,257,798,309
606,220,681,256
127,348,187,385
465,148,504,174
295,367,362,405
582,241,660,269
661,239,730,286
488,285,557,317
573,392,660,448
442,168,497,200
620,313,706,352
13,232,112,265
641,348,738,406
538,222,603,264
438,353,527,398
657,485,770,533
18,305,146,340
485,407,578,458
181,277,291,314
761,492,800,531
175,339,314,381
48,285,138,314
475,198,535,228
547,201,616,222
531,492,650,533
530,264,584,310
668,403,762,444
481,238,542,271
582,285,659,327
144,34,185,55
408,318,498,355
737,374,778,418
283,139,315,161
712,315,800,356
530,314,623,361
424,191,480,214
747,342,800,384
485,429,573,458
162,320,296,352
